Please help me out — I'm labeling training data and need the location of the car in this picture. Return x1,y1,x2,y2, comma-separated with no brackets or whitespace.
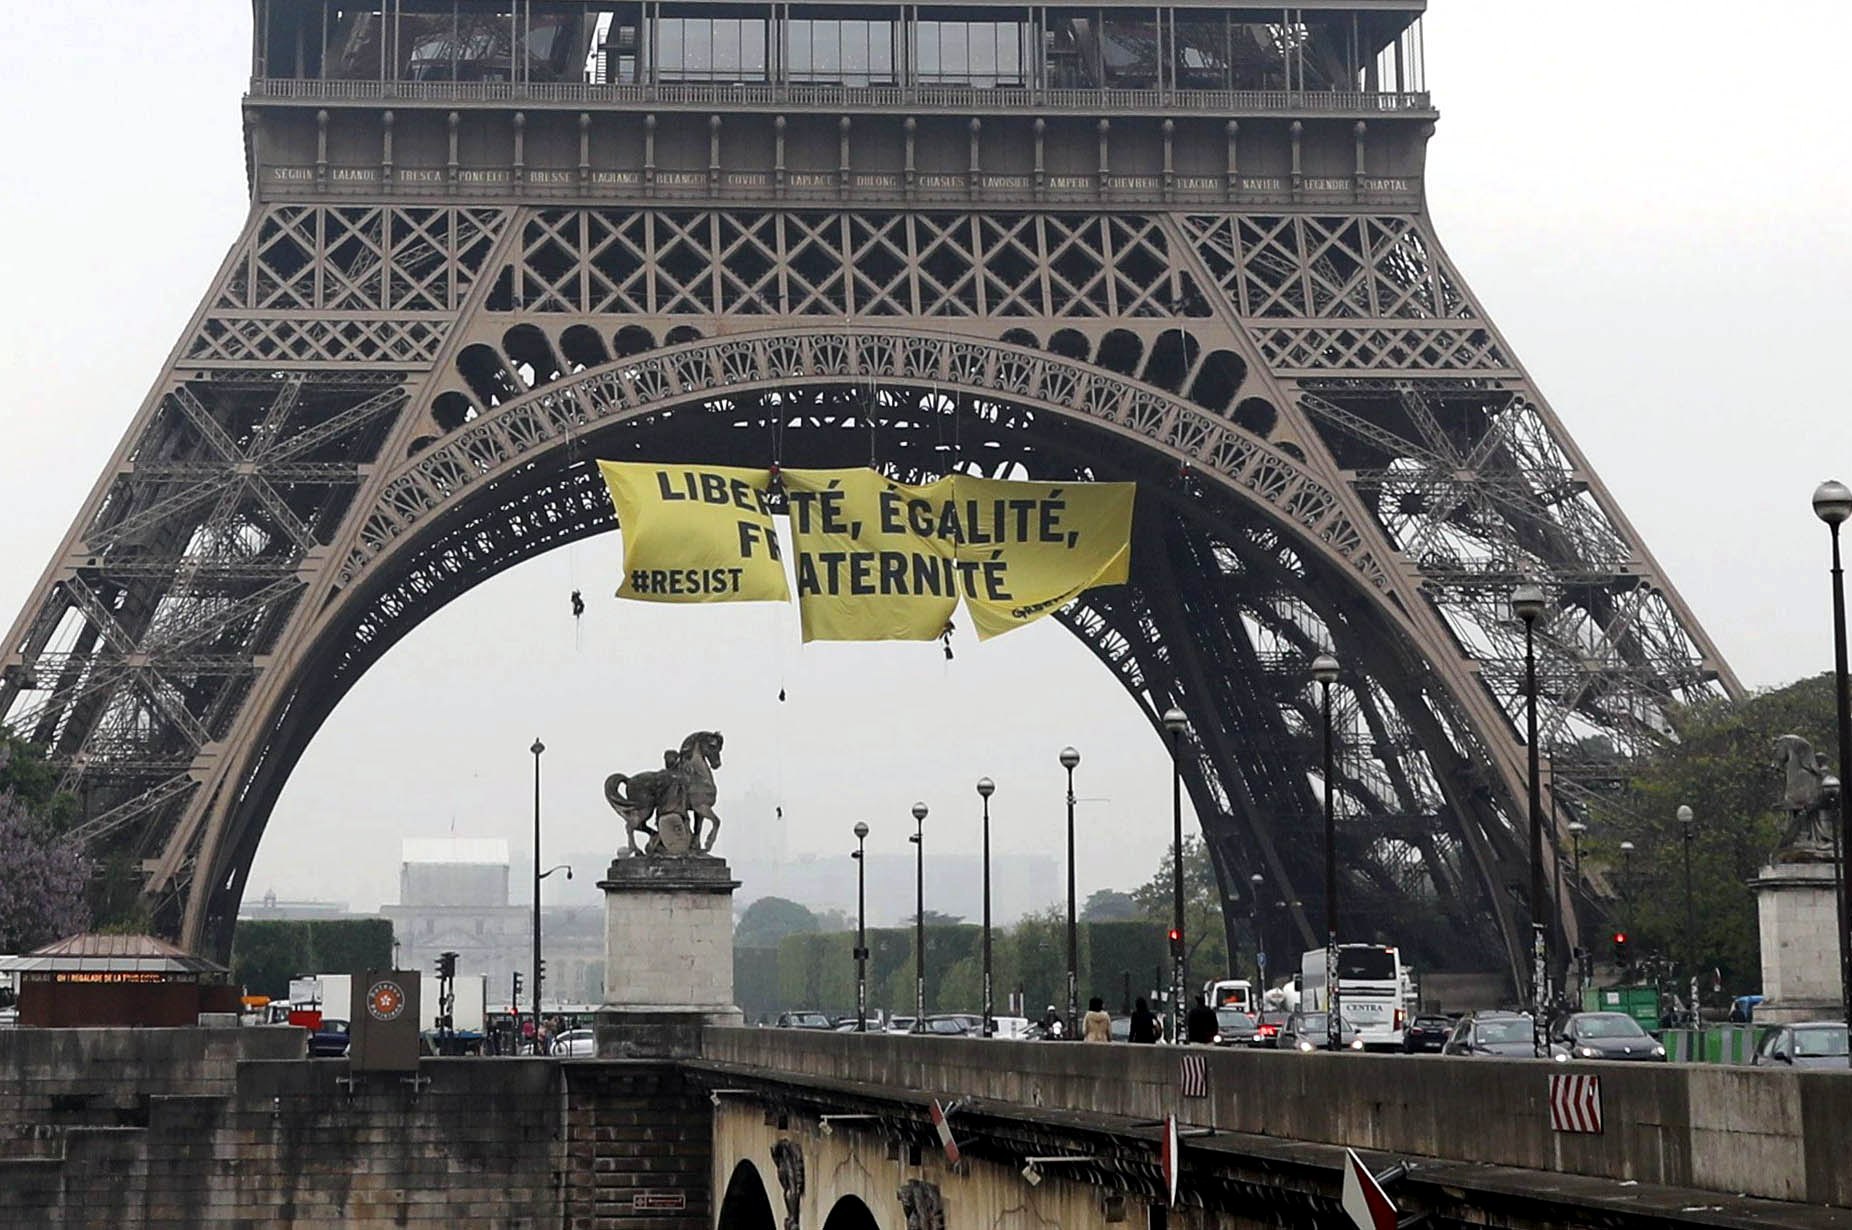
988,1015,1034,1039
1752,1021,1849,1069
1279,1011,1364,1052
1402,1014,1455,1053
887,1015,918,1034
1250,1011,1290,1048
774,1011,835,1030
1549,1012,1666,1062
552,1028,597,1057
922,1014,972,1036
1441,1011,1537,1057
308,1018,351,1057
1213,1009,1259,1046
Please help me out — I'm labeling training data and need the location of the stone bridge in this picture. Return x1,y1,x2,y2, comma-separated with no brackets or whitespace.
2,1027,1848,1228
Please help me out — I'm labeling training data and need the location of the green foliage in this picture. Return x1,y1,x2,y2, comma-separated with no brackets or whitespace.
0,731,74,830
734,945,782,1024
1082,889,1139,922
1586,674,1833,995
734,896,820,948
1130,837,1229,975
229,919,393,999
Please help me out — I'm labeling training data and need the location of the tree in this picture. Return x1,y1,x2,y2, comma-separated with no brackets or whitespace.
903,910,966,927
0,737,89,952
734,896,820,949
1585,674,1830,995
1130,837,1229,979
1082,889,1139,922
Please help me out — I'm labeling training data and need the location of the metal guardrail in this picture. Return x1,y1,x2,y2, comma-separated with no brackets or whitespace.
248,77,1433,114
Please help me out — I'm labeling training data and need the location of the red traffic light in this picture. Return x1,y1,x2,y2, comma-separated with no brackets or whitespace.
1613,932,1627,944
1167,928,1182,942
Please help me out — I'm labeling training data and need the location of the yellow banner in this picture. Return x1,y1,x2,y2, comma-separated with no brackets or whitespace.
597,461,790,603
783,469,959,643
954,473,1134,640
782,469,1135,642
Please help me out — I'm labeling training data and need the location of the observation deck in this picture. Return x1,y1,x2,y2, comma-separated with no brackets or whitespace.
245,2,1433,209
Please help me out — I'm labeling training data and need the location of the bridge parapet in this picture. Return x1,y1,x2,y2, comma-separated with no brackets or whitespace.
702,1027,1852,1208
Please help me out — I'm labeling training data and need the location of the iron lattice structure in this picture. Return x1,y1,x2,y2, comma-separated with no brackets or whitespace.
0,2,1737,981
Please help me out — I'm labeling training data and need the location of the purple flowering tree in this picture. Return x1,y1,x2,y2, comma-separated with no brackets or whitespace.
0,742,90,952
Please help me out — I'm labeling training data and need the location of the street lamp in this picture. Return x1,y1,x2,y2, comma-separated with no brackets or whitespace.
1811,479,1852,1063
976,777,996,1037
1567,819,1589,996
1311,651,1341,1053
1678,804,1697,1024
1248,872,1265,995
910,801,928,1032
1060,746,1081,1040
530,737,545,1045
852,821,870,1032
1511,581,1549,1057
1161,707,1189,1046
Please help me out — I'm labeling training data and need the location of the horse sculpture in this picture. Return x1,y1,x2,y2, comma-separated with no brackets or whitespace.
1771,733,1835,860
604,730,725,856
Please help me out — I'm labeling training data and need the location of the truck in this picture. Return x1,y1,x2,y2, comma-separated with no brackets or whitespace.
1300,944,1407,1049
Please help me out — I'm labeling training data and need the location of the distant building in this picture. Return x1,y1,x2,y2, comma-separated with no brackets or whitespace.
380,838,529,1000
378,838,605,1008
237,888,356,921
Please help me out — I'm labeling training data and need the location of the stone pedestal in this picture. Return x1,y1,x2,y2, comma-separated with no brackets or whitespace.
1752,861,1845,1023
595,855,742,1057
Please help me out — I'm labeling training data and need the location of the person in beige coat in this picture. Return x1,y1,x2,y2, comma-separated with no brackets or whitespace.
1082,997,1113,1042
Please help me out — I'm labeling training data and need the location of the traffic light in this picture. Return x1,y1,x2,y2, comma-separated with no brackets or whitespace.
1167,927,1183,958
1612,931,1629,967
435,951,457,980
512,970,524,999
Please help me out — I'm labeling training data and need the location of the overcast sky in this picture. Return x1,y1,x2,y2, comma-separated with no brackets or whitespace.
2,4,1850,919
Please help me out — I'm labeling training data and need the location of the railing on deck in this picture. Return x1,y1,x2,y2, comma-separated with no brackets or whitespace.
249,76,1432,114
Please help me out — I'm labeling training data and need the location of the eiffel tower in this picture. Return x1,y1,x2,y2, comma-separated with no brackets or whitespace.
0,2,1735,979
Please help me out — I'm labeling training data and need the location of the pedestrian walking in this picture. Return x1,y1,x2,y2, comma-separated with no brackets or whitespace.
1128,996,1161,1043
1185,994,1218,1045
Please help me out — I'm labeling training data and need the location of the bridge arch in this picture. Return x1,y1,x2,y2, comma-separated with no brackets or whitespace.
821,1194,882,1230
183,326,1531,981
718,1159,779,1230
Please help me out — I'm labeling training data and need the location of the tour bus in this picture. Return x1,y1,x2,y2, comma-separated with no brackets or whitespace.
1202,979,1254,1013
1299,944,1406,1049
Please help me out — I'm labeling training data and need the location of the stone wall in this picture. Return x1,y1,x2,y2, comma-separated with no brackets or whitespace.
701,1027,1852,1208
0,1028,712,1228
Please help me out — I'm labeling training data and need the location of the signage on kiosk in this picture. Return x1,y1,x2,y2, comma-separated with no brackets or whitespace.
349,969,421,1071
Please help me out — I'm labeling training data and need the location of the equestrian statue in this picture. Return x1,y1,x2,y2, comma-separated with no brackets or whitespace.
604,730,725,857
1771,732,1837,862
